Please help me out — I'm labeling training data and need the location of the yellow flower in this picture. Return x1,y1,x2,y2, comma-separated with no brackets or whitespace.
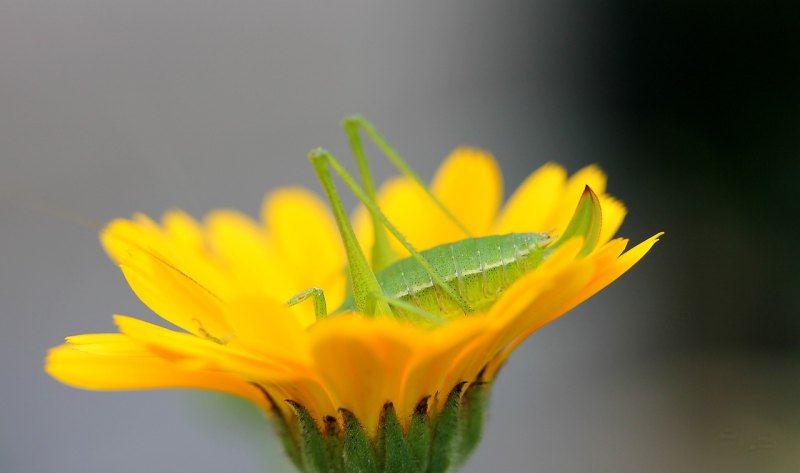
46,148,660,472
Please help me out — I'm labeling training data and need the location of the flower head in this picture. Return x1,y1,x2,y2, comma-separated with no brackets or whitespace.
46,142,660,472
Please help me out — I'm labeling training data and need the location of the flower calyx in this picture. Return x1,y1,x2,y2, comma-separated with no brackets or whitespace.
273,381,489,473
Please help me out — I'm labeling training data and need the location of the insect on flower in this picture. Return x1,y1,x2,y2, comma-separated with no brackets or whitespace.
46,115,661,473
288,116,603,326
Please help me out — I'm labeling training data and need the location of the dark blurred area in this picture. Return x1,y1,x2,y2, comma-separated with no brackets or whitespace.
2,1,799,472
600,0,800,351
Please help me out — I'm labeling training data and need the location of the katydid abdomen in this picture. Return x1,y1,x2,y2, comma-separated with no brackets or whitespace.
336,233,551,320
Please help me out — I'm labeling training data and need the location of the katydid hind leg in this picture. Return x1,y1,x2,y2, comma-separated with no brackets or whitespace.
310,149,474,315
342,118,395,272
343,115,473,238
309,148,392,317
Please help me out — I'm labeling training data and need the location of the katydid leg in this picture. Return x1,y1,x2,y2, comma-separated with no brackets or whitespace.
286,288,328,320
342,117,395,271
309,148,392,317
310,149,474,315
343,115,473,239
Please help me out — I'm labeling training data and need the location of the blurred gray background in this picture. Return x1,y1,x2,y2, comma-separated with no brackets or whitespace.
2,1,798,472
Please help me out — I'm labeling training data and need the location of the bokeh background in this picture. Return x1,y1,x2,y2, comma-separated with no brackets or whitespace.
2,1,798,472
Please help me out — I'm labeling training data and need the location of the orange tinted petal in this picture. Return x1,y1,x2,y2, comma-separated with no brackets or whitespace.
564,233,663,315
309,316,420,432
399,317,490,421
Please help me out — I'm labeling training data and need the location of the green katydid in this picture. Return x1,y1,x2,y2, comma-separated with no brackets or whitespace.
287,116,603,325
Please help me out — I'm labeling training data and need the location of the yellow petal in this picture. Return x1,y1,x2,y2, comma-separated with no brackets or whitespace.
438,332,497,399
162,210,204,252
563,233,663,315
399,317,490,420
309,316,420,433
493,162,567,234
480,263,594,381
63,333,153,355
261,188,347,325
45,336,267,407
598,195,627,245
430,147,502,238
222,296,310,364
114,315,305,381
486,234,661,377
496,259,593,351
118,259,230,339
485,239,590,357
204,210,291,296
261,187,345,285
101,217,232,337
100,217,156,266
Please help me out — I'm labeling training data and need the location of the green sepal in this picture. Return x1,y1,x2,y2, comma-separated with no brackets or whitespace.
341,409,379,473
324,415,346,473
428,382,467,473
378,402,417,473
287,400,331,473
374,408,387,473
258,388,304,472
407,397,432,473
456,382,488,466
